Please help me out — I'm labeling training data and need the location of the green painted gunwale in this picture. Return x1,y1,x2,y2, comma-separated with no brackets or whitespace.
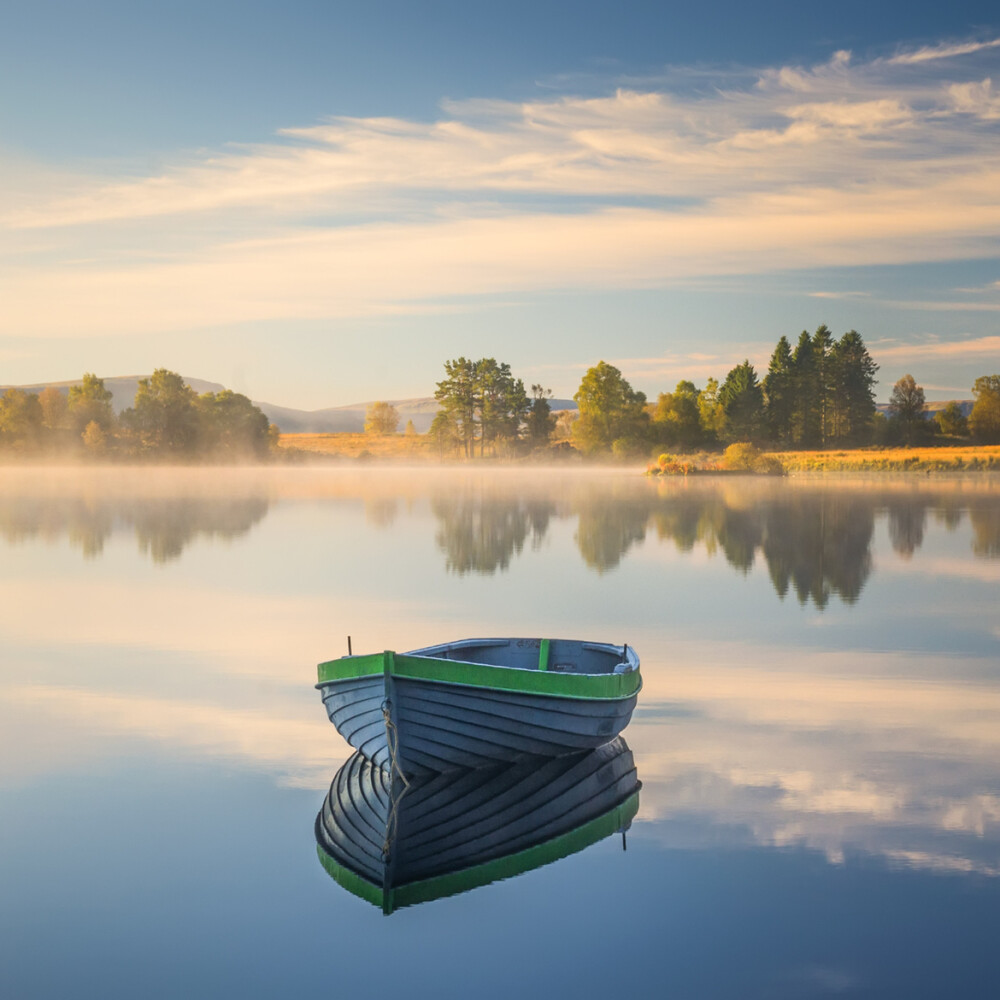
316,789,640,915
316,650,641,701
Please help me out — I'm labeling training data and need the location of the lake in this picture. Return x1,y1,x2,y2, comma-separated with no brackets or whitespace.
1,466,998,999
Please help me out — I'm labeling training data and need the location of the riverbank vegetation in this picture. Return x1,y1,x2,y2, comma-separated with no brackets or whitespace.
424,329,999,467
5,330,999,469
0,369,276,460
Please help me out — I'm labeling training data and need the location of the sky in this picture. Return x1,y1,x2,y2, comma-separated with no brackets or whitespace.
2,0,1000,407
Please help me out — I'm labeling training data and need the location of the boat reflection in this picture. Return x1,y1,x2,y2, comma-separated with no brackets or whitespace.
315,737,640,914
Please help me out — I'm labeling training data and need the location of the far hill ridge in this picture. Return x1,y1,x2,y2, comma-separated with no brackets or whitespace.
0,374,578,434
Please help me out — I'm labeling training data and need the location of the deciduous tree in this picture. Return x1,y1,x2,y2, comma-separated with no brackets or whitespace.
364,401,400,435
935,401,968,438
81,420,107,455
0,389,43,448
68,373,114,434
196,390,271,457
38,387,68,432
652,380,701,447
525,384,557,448
697,378,724,442
888,374,927,445
572,361,647,454
122,368,198,454
969,375,1000,443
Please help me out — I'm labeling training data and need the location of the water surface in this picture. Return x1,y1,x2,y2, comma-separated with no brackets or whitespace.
1,467,998,998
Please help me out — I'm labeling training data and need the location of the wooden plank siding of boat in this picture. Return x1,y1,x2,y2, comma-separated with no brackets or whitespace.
316,642,641,776
315,737,641,913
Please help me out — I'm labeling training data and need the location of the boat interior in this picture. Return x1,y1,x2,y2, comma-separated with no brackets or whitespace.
406,638,637,675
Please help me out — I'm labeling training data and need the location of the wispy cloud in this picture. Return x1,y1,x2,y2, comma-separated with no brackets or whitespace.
3,36,1000,338
873,334,1000,360
887,37,1000,66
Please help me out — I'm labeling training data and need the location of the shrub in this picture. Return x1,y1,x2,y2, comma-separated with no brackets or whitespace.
722,441,784,475
722,442,761,471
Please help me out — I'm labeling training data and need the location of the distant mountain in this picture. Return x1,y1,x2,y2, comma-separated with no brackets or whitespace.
0,375,227,416
0,375,577,434
261,396,444,433
267,395,579,433
876,400,974,419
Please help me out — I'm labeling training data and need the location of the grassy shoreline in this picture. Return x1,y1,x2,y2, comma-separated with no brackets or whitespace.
769,444,1000,472
276,433,1000,473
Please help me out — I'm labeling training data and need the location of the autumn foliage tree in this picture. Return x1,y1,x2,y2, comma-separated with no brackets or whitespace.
364,401,400,435
68,373,114,435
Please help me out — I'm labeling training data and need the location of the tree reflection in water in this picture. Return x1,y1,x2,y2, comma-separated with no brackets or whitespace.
650,487,872,604
887,498,927,559
5,472,998,589
431,488,555,575
574,494,649,573
0,494,269,562
761,493,872,606
970,502,1000,557
428,477,1000,603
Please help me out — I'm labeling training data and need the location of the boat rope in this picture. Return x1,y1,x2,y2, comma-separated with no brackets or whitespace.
380,699,411,860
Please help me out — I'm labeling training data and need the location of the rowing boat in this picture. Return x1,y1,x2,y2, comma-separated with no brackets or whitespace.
316,637,641,776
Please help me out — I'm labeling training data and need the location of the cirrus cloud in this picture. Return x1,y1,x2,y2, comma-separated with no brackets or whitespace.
2,36,1000,339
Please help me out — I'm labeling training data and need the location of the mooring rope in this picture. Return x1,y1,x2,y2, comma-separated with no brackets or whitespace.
380,699,410,860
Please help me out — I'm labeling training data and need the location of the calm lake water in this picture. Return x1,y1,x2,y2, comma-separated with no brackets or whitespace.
1,466,998,999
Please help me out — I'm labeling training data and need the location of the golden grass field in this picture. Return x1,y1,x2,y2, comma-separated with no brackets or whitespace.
281,432,1000,472
769,444,1000,472
277,432,436,460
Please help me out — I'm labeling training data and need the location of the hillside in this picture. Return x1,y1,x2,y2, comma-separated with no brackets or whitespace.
0,375,576,434
875,400,974,418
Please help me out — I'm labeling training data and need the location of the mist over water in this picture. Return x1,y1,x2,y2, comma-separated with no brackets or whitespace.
1,467,998,998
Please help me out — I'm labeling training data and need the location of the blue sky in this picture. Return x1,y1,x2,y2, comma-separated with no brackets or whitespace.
2,1,999,406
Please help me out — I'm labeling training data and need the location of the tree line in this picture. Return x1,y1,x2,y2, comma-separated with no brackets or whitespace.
426,328,1000,457
0,369,277,459
612,324,883,454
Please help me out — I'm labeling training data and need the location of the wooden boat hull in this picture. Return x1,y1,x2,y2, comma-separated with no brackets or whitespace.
316,639,641,775
315,736,641,913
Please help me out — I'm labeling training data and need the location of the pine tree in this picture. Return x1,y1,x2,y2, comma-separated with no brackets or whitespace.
434,358,478,457
812,325,835,446
791,331,819,446
763,336,794,443
829,330,878,443
719,360,764,441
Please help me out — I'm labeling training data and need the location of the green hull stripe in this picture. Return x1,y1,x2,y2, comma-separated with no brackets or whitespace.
317,790,640,914
317,650,640,701
317,652,384,684
315,848,385,907
391,653,640,700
